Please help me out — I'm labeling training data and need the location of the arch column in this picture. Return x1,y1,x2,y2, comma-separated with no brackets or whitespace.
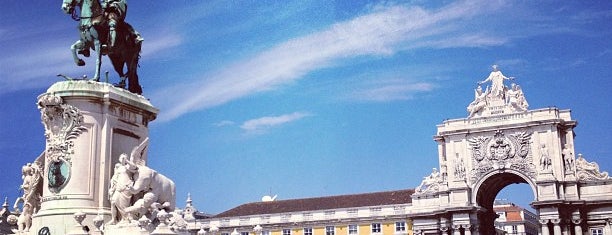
540,219,550,235
572,219,582,235
451,225,461,235
551,219,562,235
463,224,472,235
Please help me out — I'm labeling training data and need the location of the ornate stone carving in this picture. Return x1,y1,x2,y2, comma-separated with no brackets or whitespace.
468,130,535,183
414,168,444,195
38,94,87,193
539,144,553,173
38,94,87,164
467,65,529,118
562,144,575,175
453,153,466,181
575,154,610,181
108,138,176,225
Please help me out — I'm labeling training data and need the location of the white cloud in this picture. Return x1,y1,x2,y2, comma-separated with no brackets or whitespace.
240,112,311,132
153,1,507,121
214,120,235,127
350,81,435,102
141,34,183,58
0,29,182,94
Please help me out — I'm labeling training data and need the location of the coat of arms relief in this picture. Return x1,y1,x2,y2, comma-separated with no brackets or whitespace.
468,130,535,184
37,94,87,193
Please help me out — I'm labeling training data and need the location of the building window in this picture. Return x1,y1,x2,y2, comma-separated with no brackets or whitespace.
326,226,335,235
371,223,381,233
241,232,250,235
348,225,358,235
591,228,603,235
304,228,313,235
395,222,406,232
262,231,270,235
511,225,517,234
222,233,229,235
283,229,291,235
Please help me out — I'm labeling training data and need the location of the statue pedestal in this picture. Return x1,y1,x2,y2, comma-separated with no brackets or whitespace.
30,81,158,235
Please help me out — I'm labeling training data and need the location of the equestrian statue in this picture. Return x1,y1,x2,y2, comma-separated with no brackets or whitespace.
61,0,143,94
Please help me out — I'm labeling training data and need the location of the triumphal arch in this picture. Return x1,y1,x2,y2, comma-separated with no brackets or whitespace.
409,66,612,235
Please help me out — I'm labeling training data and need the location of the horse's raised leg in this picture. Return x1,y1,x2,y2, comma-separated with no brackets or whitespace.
93,39,102,82
70,40,86,66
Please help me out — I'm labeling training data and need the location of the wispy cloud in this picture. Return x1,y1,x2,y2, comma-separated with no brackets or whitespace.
240,112,311,133
141,34,183,58
349,80,435,102
152,1,510,121
214,120,235,127
0,27,182,94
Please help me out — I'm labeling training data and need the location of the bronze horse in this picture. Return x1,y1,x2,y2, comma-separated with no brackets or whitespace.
61,0,142,94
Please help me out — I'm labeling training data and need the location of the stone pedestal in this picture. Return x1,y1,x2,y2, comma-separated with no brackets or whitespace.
30,81,158,235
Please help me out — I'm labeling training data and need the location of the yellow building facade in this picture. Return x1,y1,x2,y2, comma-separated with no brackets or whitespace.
194,190,414,235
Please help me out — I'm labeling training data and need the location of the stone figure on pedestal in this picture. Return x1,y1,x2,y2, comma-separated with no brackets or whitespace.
109,154,138,224
466,65,529,118
467,86,487,118
539,144,552,173
478,64,514,98
61,0,143,94
563,144,575,174
506,83,528,111
13,161,43,233
107,138,176,226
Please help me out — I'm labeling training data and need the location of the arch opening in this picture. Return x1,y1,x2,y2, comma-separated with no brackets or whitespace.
474,171,537,235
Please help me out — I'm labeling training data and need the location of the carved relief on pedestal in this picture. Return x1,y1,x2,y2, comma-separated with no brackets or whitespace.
468,130,534,183
575,154,610,181
37,94,87,193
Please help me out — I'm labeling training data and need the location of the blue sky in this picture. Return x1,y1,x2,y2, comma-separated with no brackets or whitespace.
1,0,611,214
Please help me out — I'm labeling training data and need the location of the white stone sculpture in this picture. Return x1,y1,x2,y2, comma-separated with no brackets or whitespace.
539,144,552,173
108,137,176,226
562,144,575,174
467,86,487,118
453,154,466,180
575,154,610,181
37,94,87,193
16,203,33,233
124,192,167,222
506,83,528,111
415,168,443,194
478,64,514,98
467,65,530,118
13,160,43,233
127,140,176,212
109,153,138,224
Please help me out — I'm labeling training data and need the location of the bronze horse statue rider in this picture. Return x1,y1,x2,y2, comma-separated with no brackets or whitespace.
61,0,143,94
